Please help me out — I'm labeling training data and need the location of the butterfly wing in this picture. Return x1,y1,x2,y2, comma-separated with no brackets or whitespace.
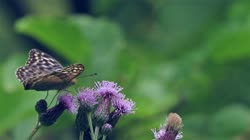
26,49,63,72
16,66,46,83
16,49,84,91
16,49,63,83
53,64,84,82
23,64,84,91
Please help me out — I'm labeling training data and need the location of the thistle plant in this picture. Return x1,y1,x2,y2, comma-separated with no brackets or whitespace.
152,113,183,140
28,81,136,140
27,80,184,140
28,94,77,140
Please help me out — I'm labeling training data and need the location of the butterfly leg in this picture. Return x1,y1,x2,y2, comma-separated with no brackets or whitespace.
44,91,49,100
48,90,60,107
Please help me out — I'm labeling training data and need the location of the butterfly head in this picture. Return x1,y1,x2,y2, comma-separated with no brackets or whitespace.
70,78,78,85
65,64,84,87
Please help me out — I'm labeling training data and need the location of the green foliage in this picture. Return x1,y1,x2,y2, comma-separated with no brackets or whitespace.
210,105,250,137
1,0,250,140
16,16,90,62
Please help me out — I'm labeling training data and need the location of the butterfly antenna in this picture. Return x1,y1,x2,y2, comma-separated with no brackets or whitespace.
78,73,97,78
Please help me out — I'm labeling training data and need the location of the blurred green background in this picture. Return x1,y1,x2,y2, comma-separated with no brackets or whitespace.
1,0,250,140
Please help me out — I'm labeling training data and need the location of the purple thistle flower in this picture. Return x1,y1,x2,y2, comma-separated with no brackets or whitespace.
95,81,124,100
152,128,165,140
152,128,183,140
112,98,136,116
107,98,135,128
152,113,183,140
93,98,111,126
58,94,77,114
77,88,98,111
39,103,65,126
39,94,78,126
35,99,48,114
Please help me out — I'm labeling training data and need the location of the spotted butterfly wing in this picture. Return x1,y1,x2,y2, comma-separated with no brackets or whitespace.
16,49,84,91
26,49,63,71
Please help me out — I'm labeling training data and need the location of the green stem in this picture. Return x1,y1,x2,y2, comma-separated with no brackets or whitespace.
27,124,41,140
94,126,100,140
87,113,95,140
102,135,106,140
79,131,84,140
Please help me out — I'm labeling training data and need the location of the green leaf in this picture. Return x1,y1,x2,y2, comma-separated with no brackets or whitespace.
70,16,125,79
15,16,125,80
15,16,90,63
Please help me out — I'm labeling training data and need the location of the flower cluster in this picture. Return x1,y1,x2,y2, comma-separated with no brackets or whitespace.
35,94,77,126
76,81,136,140
152,113,183,140
32,80,184,140
33,81,135,140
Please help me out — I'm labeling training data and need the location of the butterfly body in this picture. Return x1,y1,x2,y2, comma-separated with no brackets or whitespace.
16,49,84,91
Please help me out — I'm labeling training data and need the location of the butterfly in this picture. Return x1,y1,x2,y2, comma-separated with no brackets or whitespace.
16,49,84,91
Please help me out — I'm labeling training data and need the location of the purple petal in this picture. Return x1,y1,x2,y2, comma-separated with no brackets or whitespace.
95,81,124,100
78,88,98,108
58,94,77,114
112,98,136,115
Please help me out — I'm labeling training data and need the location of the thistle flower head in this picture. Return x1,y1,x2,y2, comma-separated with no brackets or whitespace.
166,113,182,131
95,81,124,100
58,94,77,114
107,98,135,128
39,103,65,126
77,88,98,111
112,98,136,116
152,113,183,140
152,129,183,140
35,99,48,114
93,98,111,126
40,94,78,126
